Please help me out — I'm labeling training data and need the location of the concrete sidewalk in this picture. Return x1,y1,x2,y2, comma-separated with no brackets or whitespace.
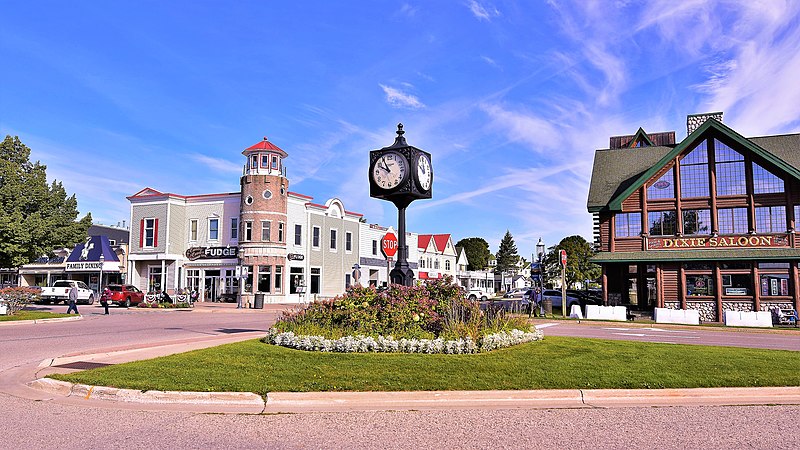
21,331,800,414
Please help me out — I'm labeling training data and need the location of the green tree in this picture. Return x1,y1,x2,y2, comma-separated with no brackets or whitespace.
0,136,92,267
541,235,600,288
494,230,519,274
455,237,491,270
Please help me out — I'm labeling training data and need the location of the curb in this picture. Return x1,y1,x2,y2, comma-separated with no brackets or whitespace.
25,378,800,412
0,315,83,326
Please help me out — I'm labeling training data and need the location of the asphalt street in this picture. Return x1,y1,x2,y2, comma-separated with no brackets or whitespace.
1,303,799,449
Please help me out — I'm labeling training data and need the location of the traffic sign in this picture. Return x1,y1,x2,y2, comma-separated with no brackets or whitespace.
560,250,567,266
382,232,398,258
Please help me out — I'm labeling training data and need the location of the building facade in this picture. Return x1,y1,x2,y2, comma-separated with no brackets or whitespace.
588,113,800,321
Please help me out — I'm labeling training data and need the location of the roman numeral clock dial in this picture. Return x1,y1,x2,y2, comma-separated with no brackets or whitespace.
371,151,408,190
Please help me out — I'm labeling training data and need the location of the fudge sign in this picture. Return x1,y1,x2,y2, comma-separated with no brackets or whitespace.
185,246,238,260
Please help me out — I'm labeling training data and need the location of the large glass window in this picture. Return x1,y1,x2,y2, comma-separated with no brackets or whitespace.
148,266,163,293
257,266,271,293
682,209,711,235
680,141,709,198
755,206,786,233
186,269,201,292
721,273,752,296
760,274,789,296
718,208,748,234
648,210,676,236
686,274,714,297
289,267,304,294
647,168,675,200
310,268,321,294
714,140,746,196
753,162,784,194
615,212,641,237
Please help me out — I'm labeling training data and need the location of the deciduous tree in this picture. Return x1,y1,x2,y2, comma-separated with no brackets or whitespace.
0,136,92,267
455,237,491,270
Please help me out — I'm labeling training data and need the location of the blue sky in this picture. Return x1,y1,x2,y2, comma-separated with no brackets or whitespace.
4,1,800,259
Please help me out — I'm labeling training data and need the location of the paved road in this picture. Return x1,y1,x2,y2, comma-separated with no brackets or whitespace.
532,320,800,351
2,303,799,449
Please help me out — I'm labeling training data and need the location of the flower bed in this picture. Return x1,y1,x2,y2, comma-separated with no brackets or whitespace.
263,327,543,354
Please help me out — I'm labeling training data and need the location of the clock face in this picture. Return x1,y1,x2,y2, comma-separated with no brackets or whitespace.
416,153,432,192
371,151,408,190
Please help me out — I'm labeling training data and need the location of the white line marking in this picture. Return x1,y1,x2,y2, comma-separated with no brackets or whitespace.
535,323,560,329
616,333,646,337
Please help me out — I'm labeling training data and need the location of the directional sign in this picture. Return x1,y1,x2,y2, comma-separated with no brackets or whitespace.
382,232,398,258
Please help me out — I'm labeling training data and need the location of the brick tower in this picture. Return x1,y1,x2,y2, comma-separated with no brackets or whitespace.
239,137,289,305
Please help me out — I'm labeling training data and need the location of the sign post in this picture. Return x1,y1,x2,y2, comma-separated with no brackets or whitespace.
382,231,398,287
560,250,567,318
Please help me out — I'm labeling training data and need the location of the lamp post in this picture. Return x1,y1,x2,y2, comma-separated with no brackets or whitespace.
536,238,545,316
98,253,105,297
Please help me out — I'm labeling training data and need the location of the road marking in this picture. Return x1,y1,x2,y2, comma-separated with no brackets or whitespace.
604,327,630,331
616,333,647,337
535,323,560,329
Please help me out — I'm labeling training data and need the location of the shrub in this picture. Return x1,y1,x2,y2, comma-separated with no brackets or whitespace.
0,287,40,315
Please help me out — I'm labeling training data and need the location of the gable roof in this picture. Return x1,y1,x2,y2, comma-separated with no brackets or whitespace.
432,234,451,253
589,119,800,212
418,234,433,250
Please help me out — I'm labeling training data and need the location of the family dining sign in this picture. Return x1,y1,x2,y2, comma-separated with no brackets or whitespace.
648,234,790,250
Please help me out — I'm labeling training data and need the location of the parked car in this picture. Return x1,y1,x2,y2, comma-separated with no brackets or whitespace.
541,289,585,310
466,288,490,301
40,280,95,305
101,284,145,308
503,288,527,299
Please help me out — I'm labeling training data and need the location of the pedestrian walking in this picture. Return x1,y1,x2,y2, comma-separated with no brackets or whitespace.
100,288,110,315
67,285,79,315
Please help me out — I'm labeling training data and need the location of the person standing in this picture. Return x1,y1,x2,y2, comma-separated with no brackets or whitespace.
100,288,110,315
67,284,79,315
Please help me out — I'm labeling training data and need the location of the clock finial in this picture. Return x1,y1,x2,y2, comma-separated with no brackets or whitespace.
394,123,407,146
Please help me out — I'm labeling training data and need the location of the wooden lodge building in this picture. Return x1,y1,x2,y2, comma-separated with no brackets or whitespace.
588,113,800,322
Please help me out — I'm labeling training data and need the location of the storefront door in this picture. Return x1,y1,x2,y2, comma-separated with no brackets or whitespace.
204,270,220,302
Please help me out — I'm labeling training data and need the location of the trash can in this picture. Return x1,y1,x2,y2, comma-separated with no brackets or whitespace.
541,298,553,316
254,293,264,309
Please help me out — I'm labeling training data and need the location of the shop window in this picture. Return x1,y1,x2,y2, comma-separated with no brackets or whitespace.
647,168,675,200
311,268,321,294
224,269,239,295
615,212,641,238
231,218,238,240
244,266,253,293
274,266,282,293
755,206,786,233
257,266,271,293
186,270,201,292
714,140,746,196
718,208,748,234
648,210,676,236
721,274,751,296
753,162,784,194
680,141,709,198
148,266,163,293
760,274,789,296
289,267,304,294
686,274,714,297
683,209,710,235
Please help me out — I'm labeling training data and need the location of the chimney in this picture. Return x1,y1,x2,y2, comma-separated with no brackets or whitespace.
687,112,723,135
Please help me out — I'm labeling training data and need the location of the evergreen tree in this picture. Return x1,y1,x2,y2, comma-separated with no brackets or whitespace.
494,230,519,273
455,237,492,270
0,136,92,267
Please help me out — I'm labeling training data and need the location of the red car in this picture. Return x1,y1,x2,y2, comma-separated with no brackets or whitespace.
101,284,144,308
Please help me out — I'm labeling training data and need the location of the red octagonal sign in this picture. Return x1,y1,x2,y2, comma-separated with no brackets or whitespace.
382,232,398,258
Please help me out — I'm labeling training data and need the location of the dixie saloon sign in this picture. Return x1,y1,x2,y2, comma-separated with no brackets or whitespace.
648,234,790,250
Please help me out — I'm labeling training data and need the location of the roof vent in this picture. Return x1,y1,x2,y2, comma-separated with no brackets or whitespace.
687,112,723,135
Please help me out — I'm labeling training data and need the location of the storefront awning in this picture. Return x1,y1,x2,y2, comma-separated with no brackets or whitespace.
593,248,800,263
65,235,120,272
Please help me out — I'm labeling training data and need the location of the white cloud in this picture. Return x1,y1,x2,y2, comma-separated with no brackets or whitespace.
466,0,500,21
379,84,425,109
480,103,561,154
189,153,242,174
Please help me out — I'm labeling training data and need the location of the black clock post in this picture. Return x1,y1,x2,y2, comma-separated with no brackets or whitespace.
369,124,433,286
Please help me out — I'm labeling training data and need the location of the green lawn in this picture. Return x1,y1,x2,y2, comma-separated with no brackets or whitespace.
51,337,800,396
0,310,72,322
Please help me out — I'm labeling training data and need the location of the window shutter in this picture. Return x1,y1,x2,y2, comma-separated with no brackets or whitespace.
154,218,159,247
139,219,144,247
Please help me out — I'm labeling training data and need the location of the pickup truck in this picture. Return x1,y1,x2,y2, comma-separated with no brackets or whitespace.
466,288,491,301
40,280,96,305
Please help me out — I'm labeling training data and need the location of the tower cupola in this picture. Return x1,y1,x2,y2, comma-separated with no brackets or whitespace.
243,137,288,176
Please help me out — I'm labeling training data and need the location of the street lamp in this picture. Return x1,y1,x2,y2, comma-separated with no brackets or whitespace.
536,238,545,316
98,253,105,297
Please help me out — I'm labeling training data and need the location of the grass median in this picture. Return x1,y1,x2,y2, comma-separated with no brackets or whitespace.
0,311,72,322
50,336,800,396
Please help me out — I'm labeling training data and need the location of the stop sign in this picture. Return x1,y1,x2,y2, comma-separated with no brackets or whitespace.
382,232,398,258
560,250,567,266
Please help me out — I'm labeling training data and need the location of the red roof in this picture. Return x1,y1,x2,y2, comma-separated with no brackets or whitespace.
418,234,433,250
243,137,287,157
433,234,451,253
